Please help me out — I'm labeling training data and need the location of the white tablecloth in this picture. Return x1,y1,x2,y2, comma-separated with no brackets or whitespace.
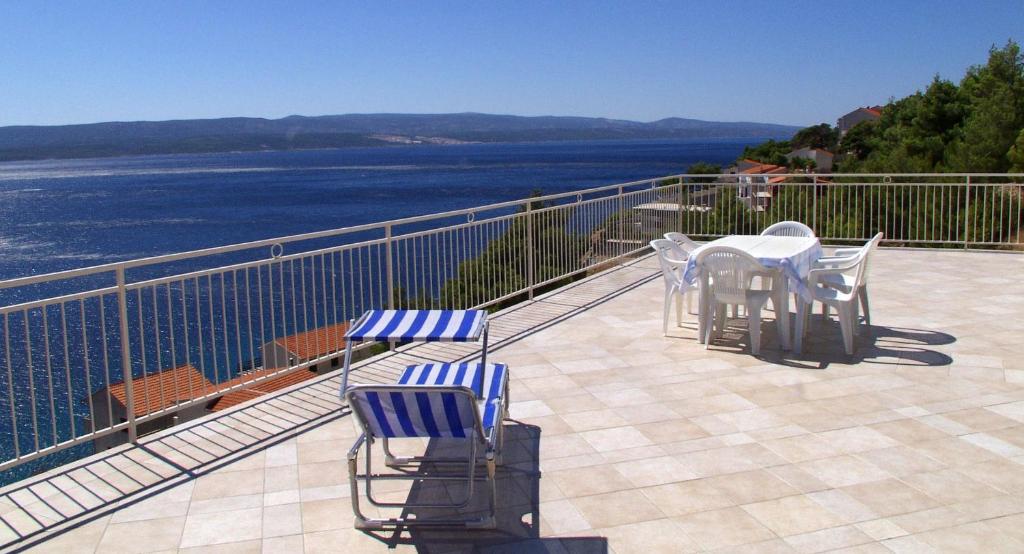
682,235,823,302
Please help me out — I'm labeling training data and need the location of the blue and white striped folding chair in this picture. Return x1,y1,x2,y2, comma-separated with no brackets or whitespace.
345,381,506,529
340,309,490,397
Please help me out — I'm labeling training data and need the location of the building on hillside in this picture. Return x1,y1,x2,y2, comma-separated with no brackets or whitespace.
261,322,351,373
786,147,834,172
205,366,324,412
737,163,787,211
837,106,882,135
736,159,765,173
88,364,214,451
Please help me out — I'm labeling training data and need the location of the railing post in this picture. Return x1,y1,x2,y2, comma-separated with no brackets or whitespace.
812,175,818,234
115,266,137,444
617,185,624,262
677,178,684,233
526,203,535,300
963,176,972,248
384,224,396,348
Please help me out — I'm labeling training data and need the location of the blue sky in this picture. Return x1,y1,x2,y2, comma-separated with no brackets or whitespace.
1,1,1021,127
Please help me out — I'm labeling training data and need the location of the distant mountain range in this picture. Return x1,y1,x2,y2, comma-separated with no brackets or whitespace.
0,113,800,161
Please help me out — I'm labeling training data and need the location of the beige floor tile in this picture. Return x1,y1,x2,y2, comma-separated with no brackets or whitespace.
816,426,899,454
261,534,303,553
539,499,591,534
761,434,841,463
599,518,701,553
673,506,776,550
741,494,845,537
900,468,1002,503
676,443,785,477
783,524,873,553
96,516,186,553
917,521,1024,552
569,489,664,529
559,409,629,432
613,455,697,488
262,503,302,538
855,518,909,541
549,465,634,498
840,479,941,518
178,539,262,553
179,507,263,549
797,455,890,488
982,513,1024,543
639,479,734,516
301,498,352,533
855,446,947,477
704,469,800,504
579,426,653,452
634,418,709,444
191,470,265,501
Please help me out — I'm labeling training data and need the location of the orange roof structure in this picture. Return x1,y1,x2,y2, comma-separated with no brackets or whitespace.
206,366,322,412
274,322,349,360
106,364,214,418
740,163,786,175
864,106,882,116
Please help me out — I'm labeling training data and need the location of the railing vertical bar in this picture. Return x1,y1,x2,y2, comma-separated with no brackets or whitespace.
41,307,58,447
207,274,219,384
4,313,20,457
25,309,40,453
180,280,194,403
61,304,74,441
79,300,95,437
115,267,137,443
136,288,153,421
232,271,243,373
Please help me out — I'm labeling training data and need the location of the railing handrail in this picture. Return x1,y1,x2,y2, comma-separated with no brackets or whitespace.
3,172,1022,290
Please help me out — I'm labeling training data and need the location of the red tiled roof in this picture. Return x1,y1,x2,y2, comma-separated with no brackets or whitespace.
106,364,214,417
864,107,881,116
275,322,350,360
206,366,322,412
740,163,785,174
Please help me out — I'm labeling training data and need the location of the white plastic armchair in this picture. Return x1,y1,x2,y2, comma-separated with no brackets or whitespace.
650,239,696,335
761,221,815,238
695,246,782,355
664,232,699,253
814,232,883,326
795,244,870,355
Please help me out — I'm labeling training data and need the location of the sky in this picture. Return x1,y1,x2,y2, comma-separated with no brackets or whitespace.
1,1,1021,128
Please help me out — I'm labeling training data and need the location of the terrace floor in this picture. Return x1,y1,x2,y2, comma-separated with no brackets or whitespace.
6,247,1024,553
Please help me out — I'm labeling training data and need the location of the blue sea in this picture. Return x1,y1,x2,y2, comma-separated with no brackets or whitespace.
0,139,757,281
0,138,756,484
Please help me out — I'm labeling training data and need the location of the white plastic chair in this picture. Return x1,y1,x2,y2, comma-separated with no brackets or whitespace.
814,232,883,326
650,239,697,335
795,243,871,355
695,246,782,355
761,221,815,238
664,231,699,253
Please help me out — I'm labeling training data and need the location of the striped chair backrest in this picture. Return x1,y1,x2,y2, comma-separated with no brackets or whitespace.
345,310,486,342
346,385,482,440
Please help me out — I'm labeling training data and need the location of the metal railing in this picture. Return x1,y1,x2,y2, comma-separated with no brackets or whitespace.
0,172,1021,480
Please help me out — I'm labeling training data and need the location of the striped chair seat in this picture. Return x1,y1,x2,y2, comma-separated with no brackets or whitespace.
398,362,507,433
346,310,487,343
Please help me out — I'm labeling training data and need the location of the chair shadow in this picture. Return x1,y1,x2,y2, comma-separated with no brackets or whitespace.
362,422,608,553
700,314,956,370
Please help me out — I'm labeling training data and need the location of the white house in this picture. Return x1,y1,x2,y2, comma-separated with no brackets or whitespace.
786,147,834,172
837,106,882,135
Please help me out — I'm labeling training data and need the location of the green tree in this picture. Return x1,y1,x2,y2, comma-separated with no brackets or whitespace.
1009,128,1024,172
740,139,791,166
948,41,1024,172
791,123,839,151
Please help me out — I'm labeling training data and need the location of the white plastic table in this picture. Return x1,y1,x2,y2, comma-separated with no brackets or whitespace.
682,235,823,350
